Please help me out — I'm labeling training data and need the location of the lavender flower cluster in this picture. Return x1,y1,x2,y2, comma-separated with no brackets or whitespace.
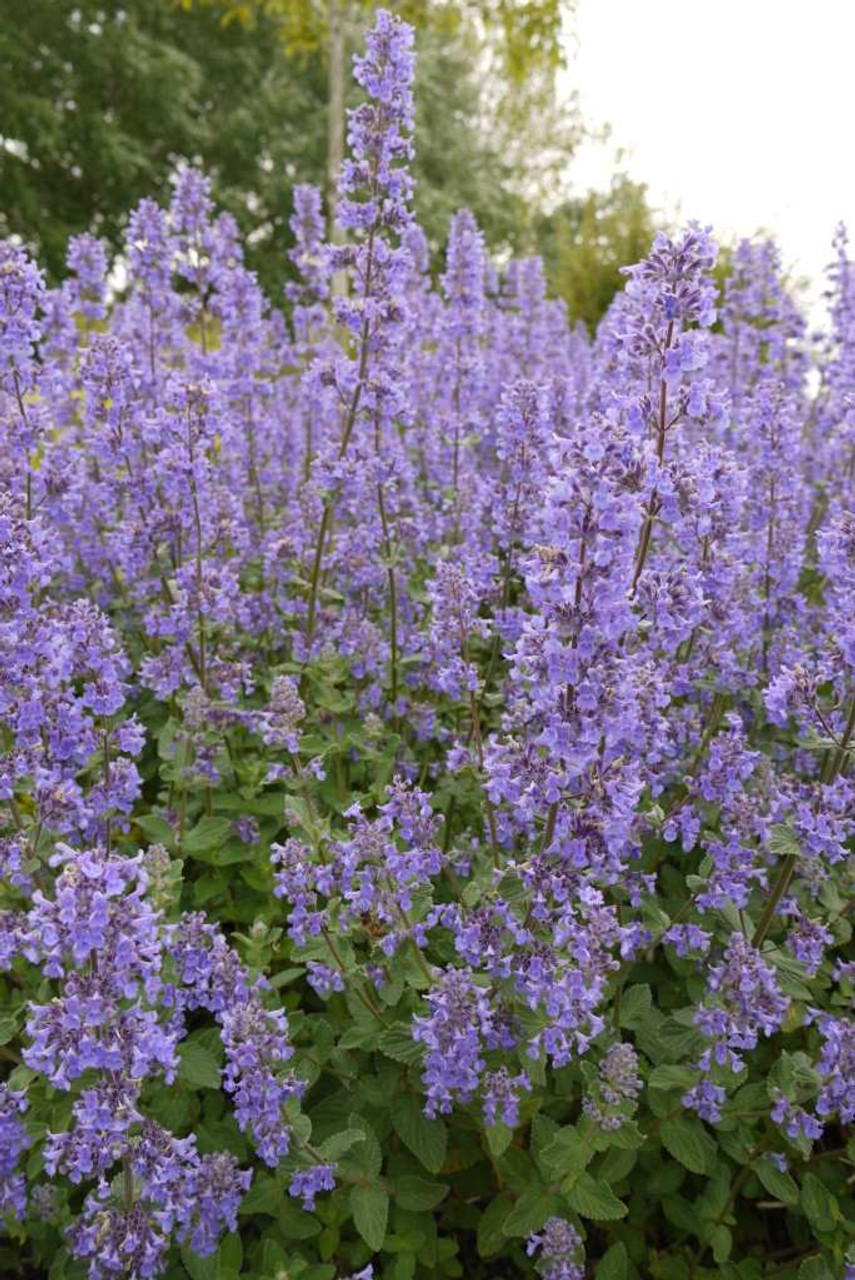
2,9,855,1279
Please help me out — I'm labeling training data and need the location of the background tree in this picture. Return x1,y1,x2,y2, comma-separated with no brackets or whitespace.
1,0,659,324
533,175,657,332
0,0,327,293
188,0,581,232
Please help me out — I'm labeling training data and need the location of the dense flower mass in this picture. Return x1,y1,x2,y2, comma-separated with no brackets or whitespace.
1,10,855,1280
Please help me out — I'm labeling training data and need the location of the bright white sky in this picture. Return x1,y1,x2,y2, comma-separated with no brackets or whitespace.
565,0,855,319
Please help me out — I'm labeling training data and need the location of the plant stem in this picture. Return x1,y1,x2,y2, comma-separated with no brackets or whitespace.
630,321,674,597
305,216,380,646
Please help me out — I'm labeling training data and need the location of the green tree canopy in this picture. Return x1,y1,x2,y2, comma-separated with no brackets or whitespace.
1,0,657,326
533,175,658,332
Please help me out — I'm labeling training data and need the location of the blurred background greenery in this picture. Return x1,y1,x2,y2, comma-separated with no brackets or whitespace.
0,0,657,330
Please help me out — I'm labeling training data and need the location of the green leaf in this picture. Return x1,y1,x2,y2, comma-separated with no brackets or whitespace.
239,1173,283,1216
649,1018,705,1063
485,1121,513,1158
135,813,176,849
318,1128,366,1162
565,1173,628,1220
181,1246,218,1280
711,1225,733,1264
663,1193,698,1233
541,1125,595,1181
338,1024,381,1050
276,1200,323,1239
181,815,233,857
477,1194,513,1257
218,1234,242,1279
269,966,306,989
501,1189,560,1236
351,1183,389,1252
793,1259,834,1280
598,1145,637,1185
383,1231,427,1255
389,1255,416,1280
181,1235,241,1280
754,1159,799,1206
801,1173,838,1235
394,1175,449,1211
596,1241,629,1280
768,823,802,859
645,1162,685,1197
258,1240,289,1274
618,983,652,1030
660,1114,716,1175
0,1013,19,1046
340,1116,382,1180
797,1259,835,1280
391,1094,447,1174
177,1039,222,1090
378,1022,424,1066
146,1085,192,1132
648,1064,700,1091
598,1120,644,1151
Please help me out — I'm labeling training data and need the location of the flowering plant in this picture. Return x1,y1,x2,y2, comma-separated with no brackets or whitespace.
2,11,855,1280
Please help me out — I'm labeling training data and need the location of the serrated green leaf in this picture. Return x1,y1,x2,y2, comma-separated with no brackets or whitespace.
135,813,176,849
218,1233,242,1278
276,1199,323,1239
797,1259,834,1280
351,1182,389,1252
239,1172,283,1216
801,1173,838,1234
660,1114,716,1175
378,1023,424,1066
181,815,233,857
394,1175,449,1211
181,1235,241,1280
711,1225,732,1264
619,983,652,1030
181,1245,217,1280
754,1159,799,1206
147,1084,192,1132
502,1189,560,1236
645,1162,685,1197
530,1113,560,1173
662,1193,697,1233
650,1019,705,1062
0,1014,19,1046
258,1239,289,1273
565,1173,627,1220
391,1094,447,1174
768,823,802,859
177,1039,222,1089
648,1064,700,1090
318,1128,365,1162
597,1120,644,1151
388,1255,416,1280
485,1121,513,1158
598,1145,637,1185
338,1023,381,1050
596,1241,628,1279
541,1125,595,1180
340,1115,382,1179
477,1194,513,1257
384,1230,428,1255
